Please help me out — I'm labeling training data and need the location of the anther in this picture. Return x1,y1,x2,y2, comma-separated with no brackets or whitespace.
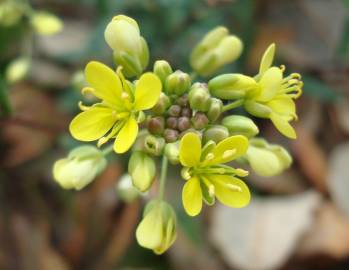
222,149,236,159
225,183,242,192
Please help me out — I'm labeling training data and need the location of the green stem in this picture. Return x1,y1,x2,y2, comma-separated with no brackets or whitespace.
159,156,168,200
222,99,244,112
190,72,198,81
102,144,114,156
0,78,12,117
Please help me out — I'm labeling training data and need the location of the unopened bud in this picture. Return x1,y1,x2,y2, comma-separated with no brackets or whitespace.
181,107,192,117
207,98,223,122
177,117,191,131
116,174,140,203
165,70,191,96
244,100,272,118
191,112,209,130
176,94,189,107
168,105,181,117
190,26,243,77
144,135,165,156
30,12,63,35
222,115,259,138
5,57,30,84
151,93,171,115
164,141,180,164
128,151,156,192
188,83,211,112
203,125,229,144
166,117,178,129
208,74,258,100
154,60,173,85
164,129,179,143
147,116,165,135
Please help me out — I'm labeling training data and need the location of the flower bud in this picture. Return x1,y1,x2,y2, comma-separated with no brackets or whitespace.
147,116,165,135
177,117,191,131
154,60,173,85
181,107,192,117
105,15,148,77
244,100,272,118
164,129,179,143
0,1,23,26
30,12,63,35
128,151,156,192
245,138,292,177
207,98,223,122
165,70,191,96
151,93,171,115
208,74,258,100
168,105,181,117
166,117,178,129
222,115,259,138
188,83,211,112
202,125,229,144
191,112,209,130
164,141,180,164
190,26,243,77
5,57,30,84
176,94,189,107
136,200,177,254
116,174,140,203
53,146,107,190
144,135,165,156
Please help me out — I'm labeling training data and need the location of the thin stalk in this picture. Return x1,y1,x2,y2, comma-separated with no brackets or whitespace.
222,99,244,112
102,144,114,156
158,156,168,200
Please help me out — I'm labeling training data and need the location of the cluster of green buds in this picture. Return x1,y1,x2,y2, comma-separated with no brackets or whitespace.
2,0,63,83
53,15,303,254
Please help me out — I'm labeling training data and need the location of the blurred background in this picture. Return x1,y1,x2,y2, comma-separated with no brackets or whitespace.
1,0,349,269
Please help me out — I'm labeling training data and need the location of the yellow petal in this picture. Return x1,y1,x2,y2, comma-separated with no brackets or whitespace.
179,132,201,167
210,175,250,208
134,72,162,111
270,113,297,139
259,43,275,74
85,61,124,107
267,97,296,118
114,116,138,153
182,177,203,216
204,135,248,166
136,206,163,250
69,106,115,141
256,67,282,102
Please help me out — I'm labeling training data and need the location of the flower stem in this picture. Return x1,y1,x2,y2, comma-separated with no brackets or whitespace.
102,144,114,156
159,155,168,200
222,99,244,112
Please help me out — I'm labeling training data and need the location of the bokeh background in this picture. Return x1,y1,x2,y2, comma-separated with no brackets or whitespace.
1,0,349,269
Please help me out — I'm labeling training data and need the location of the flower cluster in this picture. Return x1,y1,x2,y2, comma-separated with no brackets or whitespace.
53,15,303,254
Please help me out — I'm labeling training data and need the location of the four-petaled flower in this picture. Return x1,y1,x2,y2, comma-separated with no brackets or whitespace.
179,132,251,216
70,61,161,153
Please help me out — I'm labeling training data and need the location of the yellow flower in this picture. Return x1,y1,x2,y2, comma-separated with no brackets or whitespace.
69,61,162,153
179,132,250,216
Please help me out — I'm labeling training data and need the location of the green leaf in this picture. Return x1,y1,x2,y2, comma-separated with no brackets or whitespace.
302,75,339,103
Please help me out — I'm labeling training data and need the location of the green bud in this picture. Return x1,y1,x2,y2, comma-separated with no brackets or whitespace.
136,200,177,254
165,70,191,96
191,112,209,130
53,146,107,190
203,125,229,144
244,100,272,118
164,141,180,164
208,73,258,100
0,1,24,27
177,116,191,131
151,93,171,115
181,107,192,117
128,151,156,192
144,135,165,156
106,15,148,77
168,105,181,117
116,174,140,203
166,117,178,129
154,60,173,85
222,115,259,138
190,26,243,77
207,98,223,122
245,138,292,177
176,94,189,107
188,83,211,112
5,57,30,84
147,116,165,135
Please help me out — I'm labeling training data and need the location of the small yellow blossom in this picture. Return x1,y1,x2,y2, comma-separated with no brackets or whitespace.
5,57,30,83
30,11,63,35
179,132,250,216
69,61,161,153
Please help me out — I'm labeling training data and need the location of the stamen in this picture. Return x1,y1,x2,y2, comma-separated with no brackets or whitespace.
78,101,91,111
97,137,108,148
235,168,249,177
208,185,215,197
225,183,242,192
81,87,95,96
121,92,129,100
181,167,192,180
205,153,215,161
280,65,286,72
